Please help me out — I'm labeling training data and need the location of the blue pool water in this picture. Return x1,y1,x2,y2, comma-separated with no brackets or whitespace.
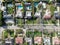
17,5,23,9
27,6,32,9
34,2,39,7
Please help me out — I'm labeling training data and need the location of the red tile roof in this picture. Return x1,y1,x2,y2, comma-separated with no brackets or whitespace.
15,37,23,44
34,37,42,44
43,14,51,19
52,37,60,44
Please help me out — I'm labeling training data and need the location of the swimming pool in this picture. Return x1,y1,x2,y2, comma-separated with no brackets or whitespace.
34,2,39,7
17,5,23,10
26,6,32,10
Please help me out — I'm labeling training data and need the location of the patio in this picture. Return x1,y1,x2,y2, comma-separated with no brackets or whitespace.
15,36,23,45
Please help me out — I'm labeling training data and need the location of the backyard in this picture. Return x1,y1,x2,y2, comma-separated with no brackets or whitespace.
3,29,14,39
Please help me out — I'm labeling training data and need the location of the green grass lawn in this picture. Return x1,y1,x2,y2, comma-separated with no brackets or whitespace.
50,5,56,16
33,18,40,24
43,30,57,37
26,31,33,37
43,19,57,24
23,42,28,45
26,30,42,37
16,19,23,27
43,30,51,37
4,30,8,38
17,19,23,24
26,19,33,24
3,30,14,38
34,30,42,37
7,7,14,14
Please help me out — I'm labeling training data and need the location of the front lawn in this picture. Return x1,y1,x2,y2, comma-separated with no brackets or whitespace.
26,19,33,24
17,19,23,24
16,19,23,27
43,19,57,24
43,30,51,37
26,31,33,37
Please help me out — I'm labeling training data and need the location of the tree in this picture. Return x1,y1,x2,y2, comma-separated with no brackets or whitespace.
0,10,3,26
57,0,60,3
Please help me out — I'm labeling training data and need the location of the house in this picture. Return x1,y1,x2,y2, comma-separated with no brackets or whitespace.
3,14,14,25
1,6,6,11
39,1,42,5
56,3,60,12
15,3,23,18
52,37,60,45
54,11,60,19
3,14,12,18
34,37,42,45
15,36,23,45
25,11,32,19
42,2,46,9
16,10,23,18
34,11,41,18
43,9,51,19
5,38,12,45
43,37,51,45
3,11,7,15
25,37,32,45
5,19,14,24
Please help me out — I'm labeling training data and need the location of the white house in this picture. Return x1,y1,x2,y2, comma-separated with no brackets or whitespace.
5,19,14,24
43,37,51,45
16,10,23,18
25,37,32,45
3,14,12,18
42,3,46,9
26,11,32,18
34,11,41,17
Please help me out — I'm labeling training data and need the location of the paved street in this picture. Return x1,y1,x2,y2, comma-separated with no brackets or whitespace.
24,24,60,31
